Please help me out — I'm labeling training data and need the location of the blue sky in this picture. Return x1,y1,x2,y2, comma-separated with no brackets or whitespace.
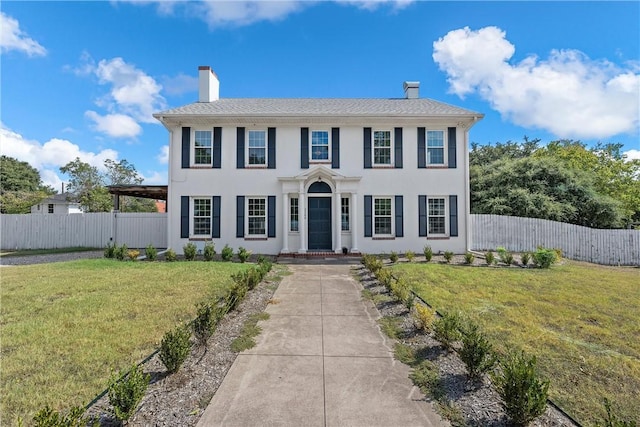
1,1,639,190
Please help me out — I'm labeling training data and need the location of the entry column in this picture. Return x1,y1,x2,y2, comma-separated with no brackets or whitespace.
351,193,359,253
281,193,289,253
334,192,342,253
298,184,307,253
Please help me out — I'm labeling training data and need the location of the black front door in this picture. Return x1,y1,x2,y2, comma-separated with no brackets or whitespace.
308,197,332,250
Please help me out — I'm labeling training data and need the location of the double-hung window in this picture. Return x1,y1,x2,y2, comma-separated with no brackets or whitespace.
428,197,446,235
290,198,299,232
194,130,212,165
373,130,392,165
374,197,393,236
247,197,267,236
426,130,445,165
248,130,266,166
193,198,212,236
311,130,329,161
48,204,54,214
341,197,350,231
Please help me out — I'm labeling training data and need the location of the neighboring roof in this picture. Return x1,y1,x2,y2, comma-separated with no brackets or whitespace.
107,185,168,201
38,193,78,204
154,98,482,118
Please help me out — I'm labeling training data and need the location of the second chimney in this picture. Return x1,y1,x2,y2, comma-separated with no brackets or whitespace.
199,66,220,102
403,81,420,99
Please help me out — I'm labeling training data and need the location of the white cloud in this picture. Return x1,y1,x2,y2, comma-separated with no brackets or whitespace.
0,124,118,189
334,0,413,11
157,145,169,164
161,73,199,96
85,111,142,138
624,149,640,161
433,26,640,140
141,170,167,184
0,12,47,57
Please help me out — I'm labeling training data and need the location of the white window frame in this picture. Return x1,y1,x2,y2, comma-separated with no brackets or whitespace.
373,196,394,237
290,197,299,232
246,197,267,237
192,197,212,237
372,130,393,166
247,129,267,166
310,130,331,162
426,130,447,166
192,129,213,166
341,197,350,231
427,196,448,236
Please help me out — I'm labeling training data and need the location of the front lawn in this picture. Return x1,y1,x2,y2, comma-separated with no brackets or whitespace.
393,261,640,425
0,259,250,424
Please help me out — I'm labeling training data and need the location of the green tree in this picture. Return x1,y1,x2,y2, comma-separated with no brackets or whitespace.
0,156,54,213
60,158,111,212
104,159,157,212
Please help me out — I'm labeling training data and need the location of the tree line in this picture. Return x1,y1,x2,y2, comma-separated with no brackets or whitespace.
0,156,157,214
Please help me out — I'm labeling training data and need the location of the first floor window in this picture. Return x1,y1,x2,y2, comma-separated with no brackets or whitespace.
428,197,446,234
194,130,212,165
248,130,266,165
374,197,392,235
248,198,266,236
311,130,329,161
341,197,350,231
290,198,299,232
193,198,212,235
427,130,445,165
373,130,392,165
48,204,54,213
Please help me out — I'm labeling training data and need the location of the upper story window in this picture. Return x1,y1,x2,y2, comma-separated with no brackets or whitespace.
311,130,330,161
427,130,445,165
193,198,212,236
374,197,393,236
247,197,267,236
428,197,446,235
248,130,267,166
194,130,212,165
373,130,392,165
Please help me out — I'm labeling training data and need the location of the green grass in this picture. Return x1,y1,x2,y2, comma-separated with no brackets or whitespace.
0,247,100,257
0,259,250,425
393,261,640,425
230,312,270,353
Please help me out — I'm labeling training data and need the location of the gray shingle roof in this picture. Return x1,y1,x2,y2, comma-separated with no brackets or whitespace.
154,98,481,118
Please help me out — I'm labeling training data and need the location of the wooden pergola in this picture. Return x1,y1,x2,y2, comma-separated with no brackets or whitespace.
107,185,168,211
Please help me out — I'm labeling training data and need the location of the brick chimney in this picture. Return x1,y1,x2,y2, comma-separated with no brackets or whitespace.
199,66,219,102
403,81,420,99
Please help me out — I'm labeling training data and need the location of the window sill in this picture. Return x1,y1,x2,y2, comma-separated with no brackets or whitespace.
245,165,267,169
373,236,395,240
189,237,214,241
426,165,448,169
372,165,395,169
244,237,268,241
310,160,331,164
427,236,450,240
190,165,214,169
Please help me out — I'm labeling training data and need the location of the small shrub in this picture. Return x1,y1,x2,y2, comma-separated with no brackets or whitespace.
597,398,638,427
520,252,531,266
145,244,157,261
485,251,495,265
203,242,216,261
237,246,251,263
127,249,140,261
443,251,454,263
192,302,223,344
413,304,436,333
497,247,514,265
108,364,150,422
104,243,116,259
409,360,444,400
159,324,191,373
165,248,177,262
463,252,475,264
491,351,549,427
390,277,411,306
183,242,197,261
114,244,128,261
256,255,267,264
405,250,415,262
33,405,92,427
375,268,394,291
404,292,415,311
532,247,557,268
221,244,234,261
389,251,399,263
459,320,497,380
363,255,383,274
423,245,433,262
433,311,462,351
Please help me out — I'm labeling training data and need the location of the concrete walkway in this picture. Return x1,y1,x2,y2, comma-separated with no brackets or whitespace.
197,263,447,427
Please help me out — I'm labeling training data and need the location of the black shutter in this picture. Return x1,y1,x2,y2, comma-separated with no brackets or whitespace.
236,127,245,169
395,195,403,237
180,196,189,238
236,196,245,238
448,127,457,169
449,195,458,237
394,128,403,168
331,127,340,169
418,195,427,237
267,127,276,169
213,127,222,168
212,196,221,238
363,128,372,169
417,127,426,168
181,127,190,168
267,196,276,238
301,128,309,169
364,195,372,237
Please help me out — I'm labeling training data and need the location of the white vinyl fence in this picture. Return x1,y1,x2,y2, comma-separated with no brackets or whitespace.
471,214,640,266
0,212,167,250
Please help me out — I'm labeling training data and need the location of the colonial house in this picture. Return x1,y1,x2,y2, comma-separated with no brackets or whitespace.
31,193,83,215
154,66,483,255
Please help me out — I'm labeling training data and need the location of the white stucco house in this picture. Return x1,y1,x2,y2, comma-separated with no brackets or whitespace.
154,66,483,256
31,193,83,214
